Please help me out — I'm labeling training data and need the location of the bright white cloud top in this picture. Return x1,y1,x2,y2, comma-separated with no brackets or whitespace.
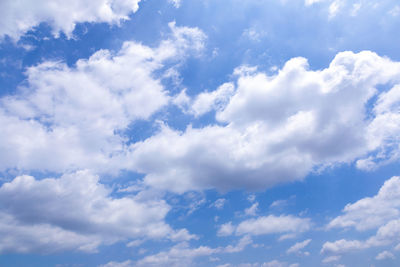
132,51,400,192
0,22,205,173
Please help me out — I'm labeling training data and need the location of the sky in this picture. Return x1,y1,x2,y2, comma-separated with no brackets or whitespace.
1,0,400,266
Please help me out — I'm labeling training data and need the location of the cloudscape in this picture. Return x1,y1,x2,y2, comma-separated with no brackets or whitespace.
1,0,400,266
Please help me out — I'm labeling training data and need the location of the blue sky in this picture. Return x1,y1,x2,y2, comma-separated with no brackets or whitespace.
1,0,400,266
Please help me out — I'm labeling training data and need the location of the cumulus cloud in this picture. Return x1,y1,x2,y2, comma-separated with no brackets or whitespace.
0,22,205,174
104,256,299,267
328,176,400,231
322,218,400,254
135,236,252,267
321,239,368,254
0,0,142,39
323,176,400,255
286,239,312,254
174,83,235,117
244,202,259,216
218,222,235,236
376,250,395,260
217,215,311,238
322,255,341,263
132,51,400,193
0,170,191,253
212,198,227,210
135,242,218,267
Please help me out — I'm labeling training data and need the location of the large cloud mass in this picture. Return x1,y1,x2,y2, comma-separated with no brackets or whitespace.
0,22,205,174
322,176,400,255
131,51,400,192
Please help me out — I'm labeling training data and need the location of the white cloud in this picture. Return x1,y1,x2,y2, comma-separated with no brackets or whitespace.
135,236,252,267
174,83,235,117
242,28,264,42
218,222,235,236
235,215,311,236
389,5,400,16
322,255,341,263
0,170,187,253
99,261,134,267
0,0,142,39
233,262,298,267
223,235,253,253
212,198,227,209
323,176,400,255
278,233,298,241
322,218,400,254
376,250,395,260
287,239,312,254
169,228,199,242
248,194,256,202
351,3,362,16
131,51,400,193
262,261,299,267
321,239,368,254
305,0,325,6
329,0,343,18
244,202,259,216
0,23,205,175
168,0,182,8
135,242,218,267
328,176,400,231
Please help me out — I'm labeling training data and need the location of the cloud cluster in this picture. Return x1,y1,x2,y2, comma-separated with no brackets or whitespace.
0,22,205,174
218,215,311,240
0,0,142,39
101,236,254,267
328,176,400,231
132,51,400,192
0,170,181,253
323,176,400,254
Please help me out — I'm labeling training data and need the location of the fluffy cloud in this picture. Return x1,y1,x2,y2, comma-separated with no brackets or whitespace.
328,176,400,231
322,218,400,254
376,250,395,260
174,83,235,117
218,215,311,238
0,170,189,253
135,242,218,267
321,239,368,254
212,198,227,209
132,51,400,193
286,239,312,254
244,202,259,216
103,236,253,267
323,176,400,255
0,23,205,174
0,0,142,39
218,222,235,236
322,255,341,263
